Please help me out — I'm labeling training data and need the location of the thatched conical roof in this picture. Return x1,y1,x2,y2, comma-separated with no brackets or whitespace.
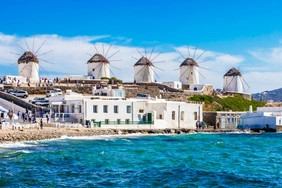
18,51,39,64
87,54,109,64
224,67,242,77
134,56,154,66
180,57,199,67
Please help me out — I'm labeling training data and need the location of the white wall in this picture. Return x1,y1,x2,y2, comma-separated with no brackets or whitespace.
162,81,182,89
180,66,199,85
223,76,243,93
239,112,276,129
64,75,92,80
18,62,39,83
88,62,110,79
134,65,154,83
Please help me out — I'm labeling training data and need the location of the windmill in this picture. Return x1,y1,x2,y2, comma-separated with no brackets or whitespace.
11,37,53,83
86,43,121,80
174,46,209,86
223,67,250,93
133,47,164,83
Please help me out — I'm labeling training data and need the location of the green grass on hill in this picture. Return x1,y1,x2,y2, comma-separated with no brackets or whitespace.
188,94,266,111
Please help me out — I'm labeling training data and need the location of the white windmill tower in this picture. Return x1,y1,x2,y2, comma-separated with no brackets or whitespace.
87,43,120,79
174,46,209,86
133,47,164,83
12,38,53,83
223,67,250,93
18,51,40,83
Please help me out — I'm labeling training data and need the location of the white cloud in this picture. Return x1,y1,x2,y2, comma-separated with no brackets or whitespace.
2,33,277,93
249,47,282,66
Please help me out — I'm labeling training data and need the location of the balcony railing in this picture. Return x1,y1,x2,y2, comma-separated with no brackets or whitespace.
92,121,154,127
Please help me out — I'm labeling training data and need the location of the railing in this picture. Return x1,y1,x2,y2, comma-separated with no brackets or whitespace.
94,121,154,126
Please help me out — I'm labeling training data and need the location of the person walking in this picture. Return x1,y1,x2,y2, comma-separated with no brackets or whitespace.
40,119,43,129
46,114,49,124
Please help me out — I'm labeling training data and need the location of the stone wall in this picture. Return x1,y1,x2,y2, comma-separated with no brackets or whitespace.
3,82,212,102
203,111,218,126
0,91,37,111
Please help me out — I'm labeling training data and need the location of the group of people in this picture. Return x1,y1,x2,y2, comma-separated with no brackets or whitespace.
17,111,46,129
17,111,36,123
196,120,207,129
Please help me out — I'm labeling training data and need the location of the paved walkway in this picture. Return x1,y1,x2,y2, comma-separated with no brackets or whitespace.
0,97,26,113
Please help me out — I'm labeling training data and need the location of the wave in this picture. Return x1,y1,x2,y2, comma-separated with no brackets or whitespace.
57,133,147,141
0,142,39,149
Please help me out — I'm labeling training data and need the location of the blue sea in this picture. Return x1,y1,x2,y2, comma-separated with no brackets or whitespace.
0,133,282,187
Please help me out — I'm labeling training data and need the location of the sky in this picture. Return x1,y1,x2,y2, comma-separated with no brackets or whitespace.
0,0,282,93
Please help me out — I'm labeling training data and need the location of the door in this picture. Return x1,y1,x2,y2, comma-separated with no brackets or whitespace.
148,113,152,123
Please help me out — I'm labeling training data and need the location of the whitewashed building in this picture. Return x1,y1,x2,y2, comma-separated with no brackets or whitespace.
49,87,202,129
237,106,282,131
162,81,182,89
0,75,26,84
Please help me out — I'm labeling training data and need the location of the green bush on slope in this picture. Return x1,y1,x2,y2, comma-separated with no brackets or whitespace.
188,94,266,111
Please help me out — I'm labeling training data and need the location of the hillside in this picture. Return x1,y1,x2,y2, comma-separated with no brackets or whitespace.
188,94,266,111
252,87,282,102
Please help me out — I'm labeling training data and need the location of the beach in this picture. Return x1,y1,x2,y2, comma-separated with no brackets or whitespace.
0,126,247,143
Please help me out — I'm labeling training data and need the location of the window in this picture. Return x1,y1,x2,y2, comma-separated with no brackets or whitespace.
159,114,163,119
117,119,121,124
72,104,75,113
114,105,118,113
103,105,108,113
172,111,175,120
105,119,109,124
181,111,184,120
194,112,197,120
125,119,130,124
126,105,131,113
139,109,144,113
93,105,98,113
92,68,95,71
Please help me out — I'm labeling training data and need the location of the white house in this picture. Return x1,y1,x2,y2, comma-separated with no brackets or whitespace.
49,87,202,129
162,81,182,90
237,106,282,131
64,75,93,81
0,75,26,84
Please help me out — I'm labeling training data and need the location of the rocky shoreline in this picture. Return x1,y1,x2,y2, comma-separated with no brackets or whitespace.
0,127,252,143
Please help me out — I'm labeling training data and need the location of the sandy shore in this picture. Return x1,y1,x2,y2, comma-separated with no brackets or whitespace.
0,126,241,143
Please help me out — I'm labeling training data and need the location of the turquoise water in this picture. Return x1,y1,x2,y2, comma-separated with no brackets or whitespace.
1,133,282,187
